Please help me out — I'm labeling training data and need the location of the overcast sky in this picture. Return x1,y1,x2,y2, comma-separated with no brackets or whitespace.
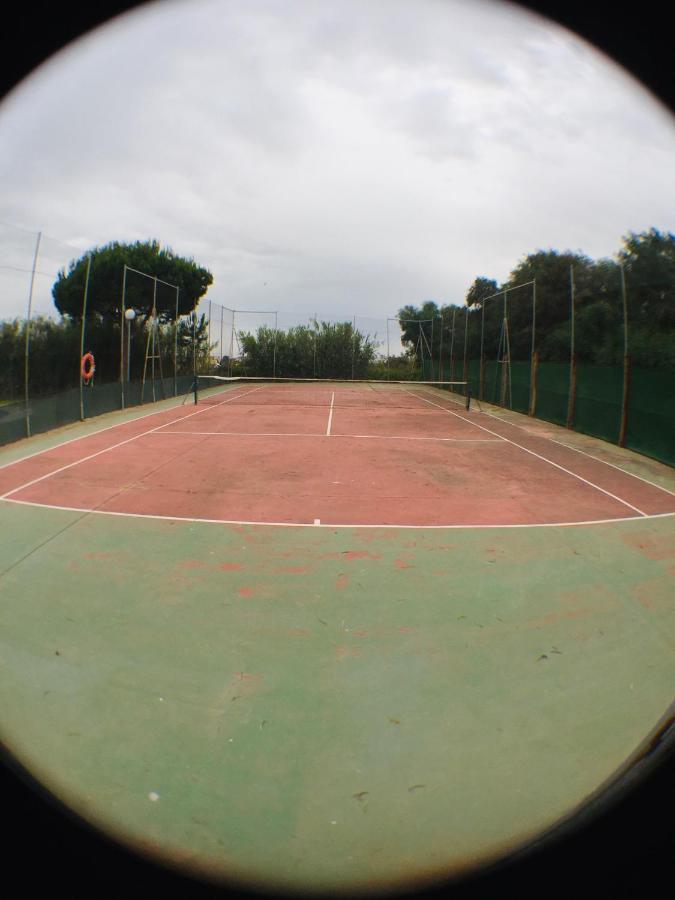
1,0,674,332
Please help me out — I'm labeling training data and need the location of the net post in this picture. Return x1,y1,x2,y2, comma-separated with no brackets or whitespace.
465,381,471,411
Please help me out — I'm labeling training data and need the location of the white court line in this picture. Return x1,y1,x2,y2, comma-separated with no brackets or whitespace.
326,392,335,436
0,386,265,501
546,438,675,498
447,393,675,499
0,381,255,474
3,495,674,529
406,390,649,517
152,430,501,443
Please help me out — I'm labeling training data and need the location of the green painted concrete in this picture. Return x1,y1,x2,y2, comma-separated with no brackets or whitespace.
1,492,674,893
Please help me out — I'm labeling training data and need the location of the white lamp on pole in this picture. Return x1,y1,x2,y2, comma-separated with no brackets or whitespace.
125,308,136,382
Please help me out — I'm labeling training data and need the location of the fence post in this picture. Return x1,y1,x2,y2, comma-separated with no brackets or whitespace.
528,278,537,416
173,288,179,396
79,254,92,421
618,264,631,446
437,311,444,381
23,230,42,438
479,301,485,399
529,351,539,416
462,308,469,382
566,265,577,429
120,265,128,410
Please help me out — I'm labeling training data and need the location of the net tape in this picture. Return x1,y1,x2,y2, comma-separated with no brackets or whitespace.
195,376,471,411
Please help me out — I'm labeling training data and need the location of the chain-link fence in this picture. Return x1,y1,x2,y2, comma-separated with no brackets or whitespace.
0,224,197,444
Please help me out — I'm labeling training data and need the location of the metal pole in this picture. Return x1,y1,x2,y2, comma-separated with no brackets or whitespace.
79,254,92,421
386,318,390,381
220,303,224,367
121,264,127,410
505,289,512,409
479,301,485,399
529,278,537,416
430,316,435,380
438,311,444,382
208,300,212,371
566,265,576,428
23,230,41,438
127,319,132,383
313,312,318,378
619,264,631,446
229,309,235,376
449,308,456,380
192,302,198,404
462,307,469,382
153,279,159,401
174,287,179,396
273,311,278,378
351,315,356,380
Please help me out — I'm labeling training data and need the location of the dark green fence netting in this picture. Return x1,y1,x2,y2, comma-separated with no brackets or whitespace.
0,375,196,446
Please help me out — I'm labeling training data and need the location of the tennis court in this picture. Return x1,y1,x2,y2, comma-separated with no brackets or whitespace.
1,380,673,527
1,379,674,894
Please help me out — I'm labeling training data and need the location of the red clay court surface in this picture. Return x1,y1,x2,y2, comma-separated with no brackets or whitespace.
1,382,674,527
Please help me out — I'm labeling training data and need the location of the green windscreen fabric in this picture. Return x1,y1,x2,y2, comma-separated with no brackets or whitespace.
625,366,675,466
0,375,196,447
534,362,570,426
509,361,531,414
573,364,623,445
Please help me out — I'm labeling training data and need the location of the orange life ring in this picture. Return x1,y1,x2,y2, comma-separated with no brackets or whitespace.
81,352,95,382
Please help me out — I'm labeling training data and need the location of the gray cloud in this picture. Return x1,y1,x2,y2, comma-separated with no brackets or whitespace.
1,0,673,323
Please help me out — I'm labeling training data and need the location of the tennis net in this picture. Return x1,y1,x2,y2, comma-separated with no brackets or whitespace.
194,376,471,410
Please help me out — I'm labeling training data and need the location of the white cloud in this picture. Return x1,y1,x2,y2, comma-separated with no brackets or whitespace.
0,0,673,322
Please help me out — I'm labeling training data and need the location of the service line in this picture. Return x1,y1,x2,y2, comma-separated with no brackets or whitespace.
152,430,501,443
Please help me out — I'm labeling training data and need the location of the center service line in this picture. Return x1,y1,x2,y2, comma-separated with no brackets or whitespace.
326,392,335,436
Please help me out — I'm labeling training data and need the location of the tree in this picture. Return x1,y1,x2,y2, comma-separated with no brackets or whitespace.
465,277,498,308
52,240,213,322
237,322,376,379
397,301,440,364
617,228,675,329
